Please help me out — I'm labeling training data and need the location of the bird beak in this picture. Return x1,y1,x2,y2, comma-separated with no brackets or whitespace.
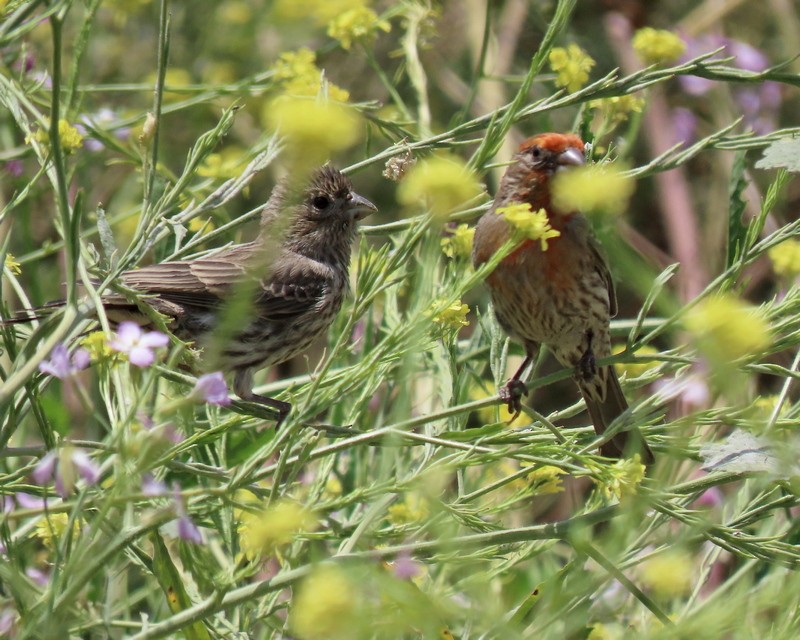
556,147,585,170
348,192,378,220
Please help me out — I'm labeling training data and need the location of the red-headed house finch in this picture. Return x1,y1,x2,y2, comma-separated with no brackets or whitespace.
472,133,653,462
8,165,376,424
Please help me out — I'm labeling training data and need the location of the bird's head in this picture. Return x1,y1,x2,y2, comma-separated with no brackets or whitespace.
282,165,377,263
497,132,586,212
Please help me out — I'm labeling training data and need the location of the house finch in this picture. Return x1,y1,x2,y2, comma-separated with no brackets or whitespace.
10,165,376,423
472,133,653,462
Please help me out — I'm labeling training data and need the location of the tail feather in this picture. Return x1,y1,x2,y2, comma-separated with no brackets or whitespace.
581,366,654,464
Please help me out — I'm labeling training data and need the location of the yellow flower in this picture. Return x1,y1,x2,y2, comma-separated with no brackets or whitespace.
599,454,646,500
237,500,318,560
632,28,686,65
328,6,390,50
264,98,361,167
768,239,800,278
290,564,361,640
35,513,81,550
197,146,247,180
216,0,252,25
188,217,215,235
589,94,645,124
80,331,115,361
4,253,21,275
396,154,482,219
549,44,595,93
613,344,659,378
429,300,470,330
27,119,84,153
270,49,350,101
497,203,561,250
640,550,694,598
588,623,623,640
387,493,430,525
551,163,634,215
147,68,192,103
684,294,771,362
440,223,475,259
274,0,366,26
0,1,7,16
526,465,566,495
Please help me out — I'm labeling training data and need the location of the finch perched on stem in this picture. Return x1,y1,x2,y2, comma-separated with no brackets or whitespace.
8,165,376,424
472,133,653,462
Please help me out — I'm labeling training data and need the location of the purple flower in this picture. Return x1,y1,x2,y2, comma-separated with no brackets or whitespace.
38,343,90,379
392,552,423,580
15,493,48,510
671,107,698,146
171,485,203,544
109,322,169,367
191,372,231,406
4,160,24,178
0,608,16,636
26,567,50,587
32,448,101,498
141,473,168,496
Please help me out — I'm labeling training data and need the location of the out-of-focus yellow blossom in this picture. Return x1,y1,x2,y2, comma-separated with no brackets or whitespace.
0,1,8,15
440,223,475,259
5,254,21,275
80,331,115,361
147,68,192,103
552,163,634,215
429,300,470,330
589,94,645,124
188,218,215,235
526,465,566,495
388,493,430,525
549,44,595,93
290,564,361,640
27,119,84,153
237,500,317,560
275,0,366,26
588,623,625,640
271,49,350,101
599,454,646,500
328,6,390,50
640,549,694,598
325,475,343,497
264,98,360,166
497,203,561,250
396,154,482,219
685,294,770,362
197,147,248,180
632,28,686,65
202,61,237,85
35,513,81,550
768,239,800,278
613,344,660,378
216,0,252,25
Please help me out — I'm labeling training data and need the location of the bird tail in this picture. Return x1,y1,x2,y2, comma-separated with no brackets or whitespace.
1,301,64,326
580,366,654,464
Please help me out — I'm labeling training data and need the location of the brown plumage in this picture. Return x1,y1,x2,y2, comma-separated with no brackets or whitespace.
11,165,376,423
473,133,653,462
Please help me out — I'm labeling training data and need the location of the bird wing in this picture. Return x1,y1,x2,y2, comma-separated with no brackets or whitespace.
256,253,332,321
588,236,617,318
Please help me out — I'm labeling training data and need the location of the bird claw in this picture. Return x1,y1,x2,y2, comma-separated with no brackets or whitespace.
578,347,597,382
499,378,528,422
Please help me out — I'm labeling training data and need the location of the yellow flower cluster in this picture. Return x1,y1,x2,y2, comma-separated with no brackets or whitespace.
328,6,390,50
685,294,771,362
27,119,84,153
497,203,561,250
639,550,694,598
599,454,646,500
613,344,660,378
632,28,686,65
589,94,646,124
526,465,566,495
237,500,318,560
291,564,360,640
197,146,248,180
387,493,430,525
429,300,470,331
81,331,115,361
548,44,595,93
270,48,350,102
768,239,800,278
35,513,82,550
4,253,21,275
440,223,475,259
552,163,634,215
397,154,482,218
274,0,366,26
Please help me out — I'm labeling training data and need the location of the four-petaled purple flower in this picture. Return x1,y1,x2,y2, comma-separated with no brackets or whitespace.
32,448,101,498
191,372,231,406
109,322,169,368
38,343,90,379
172,485,203,544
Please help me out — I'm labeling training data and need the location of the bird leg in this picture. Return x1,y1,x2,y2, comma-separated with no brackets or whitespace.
499,355,532,421
577,330,597,382
234,369,291,427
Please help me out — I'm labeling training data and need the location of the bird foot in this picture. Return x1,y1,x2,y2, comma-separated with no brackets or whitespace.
499,378,529,422
578,347,597,382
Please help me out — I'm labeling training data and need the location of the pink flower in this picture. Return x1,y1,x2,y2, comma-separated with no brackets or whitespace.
190,372,231,406
31,448,101,498
38,343,90,379
109,322,169,367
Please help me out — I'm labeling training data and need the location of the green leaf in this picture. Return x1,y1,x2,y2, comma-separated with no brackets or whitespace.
726,149,749,269
755,137,800,172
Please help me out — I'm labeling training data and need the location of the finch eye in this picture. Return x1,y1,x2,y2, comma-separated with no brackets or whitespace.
530,146,542,159
312,195,331,210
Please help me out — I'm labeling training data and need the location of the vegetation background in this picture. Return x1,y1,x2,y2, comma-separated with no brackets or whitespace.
1,0,800,638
